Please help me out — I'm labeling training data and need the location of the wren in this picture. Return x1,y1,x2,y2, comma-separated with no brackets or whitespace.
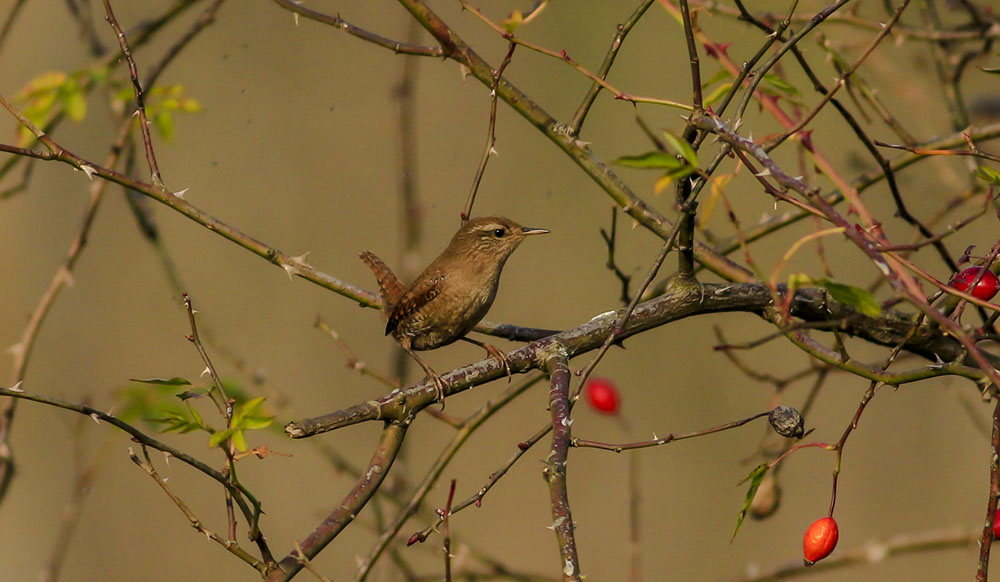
360,216,549,404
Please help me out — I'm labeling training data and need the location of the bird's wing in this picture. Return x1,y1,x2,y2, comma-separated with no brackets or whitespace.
359,251,406,314
386,273,444,336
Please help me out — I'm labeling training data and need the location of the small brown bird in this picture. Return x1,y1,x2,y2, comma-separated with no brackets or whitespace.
360,216,549,403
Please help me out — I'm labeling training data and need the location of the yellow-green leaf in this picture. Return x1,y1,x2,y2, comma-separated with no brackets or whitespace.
502,10,524,33
178,98,201,113
976,166,1000,187
704,82,734,106
63,91,87,121
152,110,174,141
241,416,273,430
17,71,68,99
662,131,698,168
209,428,236,448
615,151,682,169
653,174,674,195
814,278,881,317
231,430,247,452
698,173,732,228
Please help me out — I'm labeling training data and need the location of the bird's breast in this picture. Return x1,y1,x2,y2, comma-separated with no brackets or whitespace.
397,273,499,350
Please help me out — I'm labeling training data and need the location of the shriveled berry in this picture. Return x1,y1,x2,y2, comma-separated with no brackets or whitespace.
769,406,804,438
949,266,999,301
803,516,839,565
584,378,620,414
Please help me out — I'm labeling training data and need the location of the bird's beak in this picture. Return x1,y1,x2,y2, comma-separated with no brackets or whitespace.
521,227,550,236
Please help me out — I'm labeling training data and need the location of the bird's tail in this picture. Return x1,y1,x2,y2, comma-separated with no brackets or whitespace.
359,251,406,316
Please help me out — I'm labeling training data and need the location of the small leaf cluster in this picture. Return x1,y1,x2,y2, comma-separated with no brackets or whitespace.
118,376,273,452
13,68,107,146
112,84,201,142
12,69,201,147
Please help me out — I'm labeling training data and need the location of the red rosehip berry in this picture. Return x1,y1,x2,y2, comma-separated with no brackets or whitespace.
949,266,999,301
993,509,1000,540
584,378,620,414
802,516,839,565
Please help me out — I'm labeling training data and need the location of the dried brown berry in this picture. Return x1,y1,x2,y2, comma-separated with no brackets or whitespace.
769,406,804,438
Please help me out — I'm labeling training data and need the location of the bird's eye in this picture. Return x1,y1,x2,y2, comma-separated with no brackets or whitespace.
493,228,506,238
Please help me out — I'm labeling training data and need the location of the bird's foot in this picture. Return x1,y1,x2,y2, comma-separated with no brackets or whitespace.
480,343,513,382
404,346,449,409
427,372,448,410
460,337,513,383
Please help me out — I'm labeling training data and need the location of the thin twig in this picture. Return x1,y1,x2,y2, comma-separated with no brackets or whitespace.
270,0,444,56
569,0,656,133
442,479,456,582
314,316,402,390
572,411,771,452
600,208,632,304
462,41,516,221
129,445,268,574
460,1,692,112
406,421,553,547
0,0,27,55
103,0,164,187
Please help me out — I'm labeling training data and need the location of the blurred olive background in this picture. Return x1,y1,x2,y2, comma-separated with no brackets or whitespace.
1,1,998,580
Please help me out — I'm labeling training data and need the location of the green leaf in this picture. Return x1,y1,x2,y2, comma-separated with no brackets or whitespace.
732,463,769,540
703,82,734,106
814,278,882,317
614,151,682,170
231,430,248,452
233,397,265,423
63,90,87,121
240,416,274,430
762,74,800,96
130,376,191,386
975,166,1000,187
209,428,236,448
17,71,68,99
700,68,732,89
189,404,204,429
662,131,698,168
231,396,273,431
152,110,175,142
